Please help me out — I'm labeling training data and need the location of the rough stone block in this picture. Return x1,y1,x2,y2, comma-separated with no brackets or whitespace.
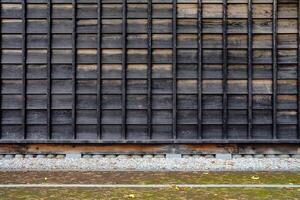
215,153,232,160
66,153,82,159
36,155,46,158
143,155,154,158
105,155,117,158
154,155,165,158
82,154,92,159
15,154,24,159
4,154,14,159
254,154,265,158
166,154,182,159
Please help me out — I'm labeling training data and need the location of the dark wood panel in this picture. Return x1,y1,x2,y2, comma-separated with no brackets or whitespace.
0,0,299,143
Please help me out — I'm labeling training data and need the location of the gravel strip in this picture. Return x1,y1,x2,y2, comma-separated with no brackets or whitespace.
0,158,300,171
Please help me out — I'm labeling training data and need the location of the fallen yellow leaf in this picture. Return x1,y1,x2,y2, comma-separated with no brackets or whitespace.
251,176,260,180
44,177,48,181
128,194,135,198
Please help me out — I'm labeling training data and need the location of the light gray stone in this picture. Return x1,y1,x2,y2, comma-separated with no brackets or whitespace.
192,155,202,158
117,155,128,159
66,154,81,159
254,154,265,158
243,154,253,158
143,155,154,158
166,154,181,159
278,154,290,159
24,154,34,158
82,154,92,159
265,154,276,158
131,155,142,158
4,154,14,159
15,154,24,159
204,154,215,158
105,155,117,158
46,154,55,159
92,155,104,158
56,154,65,159
154,155,165,158
233,154,242,159
215,153,232,160
292,154,300,159
36,155,46,159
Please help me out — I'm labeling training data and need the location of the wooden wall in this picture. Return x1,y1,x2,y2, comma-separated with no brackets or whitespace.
0,0,299,143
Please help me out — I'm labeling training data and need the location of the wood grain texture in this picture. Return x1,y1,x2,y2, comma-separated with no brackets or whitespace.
0,0,299,142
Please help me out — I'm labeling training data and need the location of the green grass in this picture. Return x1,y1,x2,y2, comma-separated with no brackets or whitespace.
0,172,300,199
0,188,300,200
1,172,300,185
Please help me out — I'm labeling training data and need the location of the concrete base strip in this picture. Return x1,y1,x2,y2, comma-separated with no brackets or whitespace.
0,184,300,188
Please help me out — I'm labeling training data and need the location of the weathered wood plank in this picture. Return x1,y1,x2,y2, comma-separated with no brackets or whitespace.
0,1,299,143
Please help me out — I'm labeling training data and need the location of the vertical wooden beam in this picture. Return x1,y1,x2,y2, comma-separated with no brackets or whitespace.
22,0,27,139
97,0,102,140
172,0,177,140
0,1,2,140
47,0,52,139
222,0,228,139
197,0,203,139
72,0,77,139
121,0,127,140
272,0,278,139
298,0,300,139
147,0,152,140
247,0,253,139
